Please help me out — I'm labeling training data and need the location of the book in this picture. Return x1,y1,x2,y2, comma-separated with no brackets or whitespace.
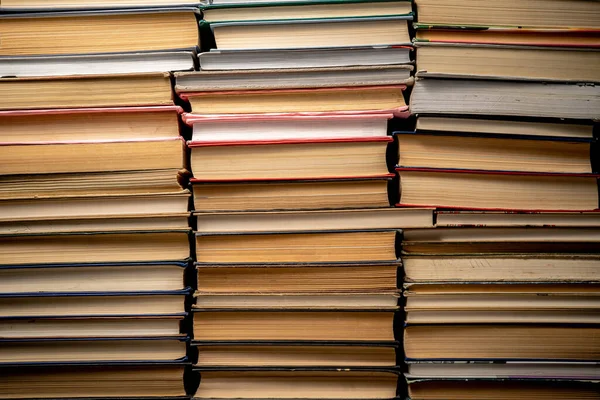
0,106,182,143
0,0,201,9
193,310,396,341
0,262,188,294
189,138,392,180
198,46,412,71
0,317,183,339
414,27,600,47
195,343,397,367
0,192,190,221
195,208,433,233
194,293,399,309
195,230,398,264
0,52,194,78
179,85,408,114
0,73,173,110
0,214,191,234
194,370,399,399
184,111,393,142
415,116,595,140
395,168,599,211
435,210,600,227
414,0,600,29
0,169,187,200
191,178,392,211
415,44,600,82
197,264,399,293
402,254,600,282
208,17,411,50
0,9,199,56
201,0,412,23
407,378,600,400
175,66,413,91
410,79,600,120
0,293,187,318
404,325,600,360
0,364,186,398
1,138,185,175
395,133,592,174
0,231,190,265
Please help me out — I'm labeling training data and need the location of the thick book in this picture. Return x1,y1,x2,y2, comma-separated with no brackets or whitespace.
404,324,600,361
415,43,600,83
0,8,199,56
414,0,600,29
191,177,392,211
196,264,399,293
0,106,182,143
194,230,398,264
402,254,600,282
0,73,174,110
188,137,392,180
208,16,412,51
194,370,399,399
184,111,394,142
0,231,190,265
0,363,187,398
410,78,600,120
198,46,412,71
194,342,398,368
0,52,194,78
194,208,434,233
179,85,408,114
175,66,413,91
201,0,412,23
0,261,189,294
193,309,397,342
0,137,186,175
395,167,599,211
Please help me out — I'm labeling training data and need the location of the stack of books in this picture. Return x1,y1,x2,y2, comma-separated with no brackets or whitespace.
0,3,198,398
174,1,430,398
401,0,600,398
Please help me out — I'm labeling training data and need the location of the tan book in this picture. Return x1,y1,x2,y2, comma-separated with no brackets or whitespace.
416,44,600,82
397,134,591,173
0,169,187,200
211,18,410,51
195,208,434,233
191,178,390,212
0,317,183,339
403,254,600,282
396,169,599,211
414,0,600,29
0,294,185,318
0,73,173,110
203,1,412,23
0,231,190,265
0,263,185,293
195,371,398,400
1,138,185,175
189,139,391,180
1,0,199,9
0,106,181,143
436,211,600,227
0,365,186,399
416,116,594,140
197,265,399,293
193,310,395,341
404,325,600,360
195,344,396,367
181,85,407,114
195,231,398,264
408,379,600,400
0,10,199,56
